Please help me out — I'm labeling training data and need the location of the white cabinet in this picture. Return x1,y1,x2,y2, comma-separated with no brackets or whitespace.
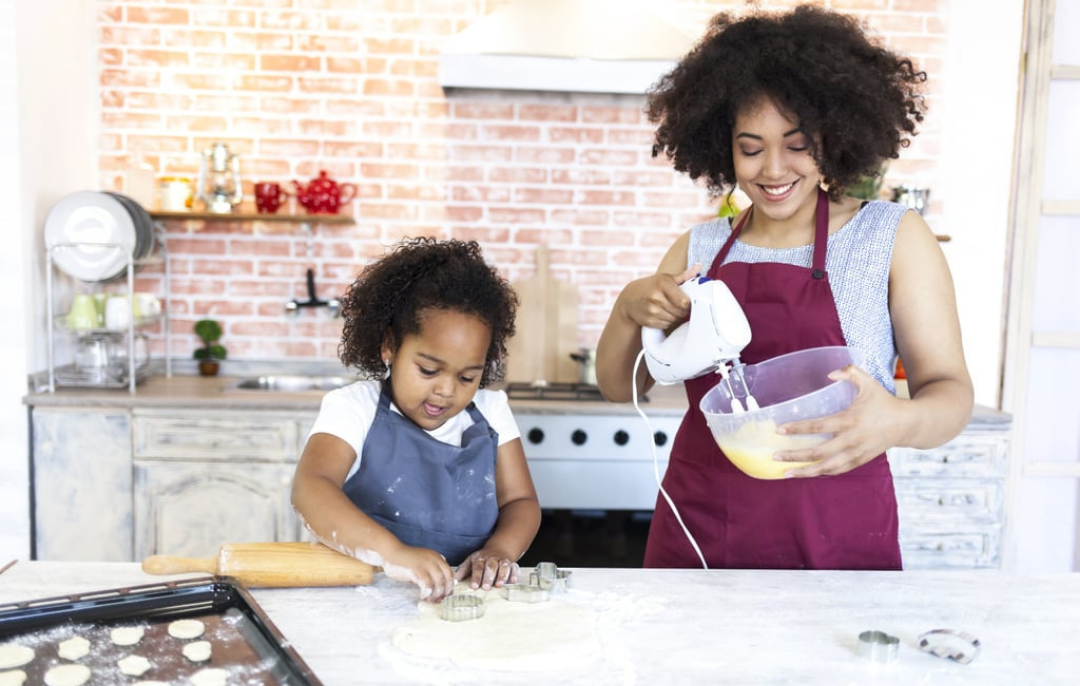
889,425,1010,569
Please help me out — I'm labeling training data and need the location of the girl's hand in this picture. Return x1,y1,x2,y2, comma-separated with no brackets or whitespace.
382,545,455,602
772,364,906,477
453,547,520,591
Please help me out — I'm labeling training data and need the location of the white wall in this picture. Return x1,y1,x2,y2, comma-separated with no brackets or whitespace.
0,0,97,561
939,0,1026,409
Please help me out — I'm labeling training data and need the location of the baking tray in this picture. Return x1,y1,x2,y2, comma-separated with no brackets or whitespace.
0,577,323,685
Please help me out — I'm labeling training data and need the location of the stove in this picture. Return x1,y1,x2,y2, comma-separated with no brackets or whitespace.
504,381,650,403
507,384,683,511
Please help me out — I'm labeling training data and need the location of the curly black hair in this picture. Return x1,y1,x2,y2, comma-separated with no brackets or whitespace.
647,5,926,201
339,237,518,387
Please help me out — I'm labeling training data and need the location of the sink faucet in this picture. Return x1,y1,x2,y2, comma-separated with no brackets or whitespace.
286,268,340,317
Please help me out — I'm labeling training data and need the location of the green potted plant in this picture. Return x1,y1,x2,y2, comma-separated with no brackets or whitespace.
193,318,227,376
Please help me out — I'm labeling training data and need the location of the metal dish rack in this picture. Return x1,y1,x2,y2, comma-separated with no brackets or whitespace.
44,225,171,393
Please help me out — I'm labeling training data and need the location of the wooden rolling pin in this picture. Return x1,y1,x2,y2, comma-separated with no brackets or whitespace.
142,542,378,588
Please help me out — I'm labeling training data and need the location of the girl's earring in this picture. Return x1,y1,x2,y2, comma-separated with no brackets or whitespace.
383,358,391,380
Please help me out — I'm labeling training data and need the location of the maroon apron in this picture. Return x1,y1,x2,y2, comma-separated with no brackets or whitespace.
643,189,902,570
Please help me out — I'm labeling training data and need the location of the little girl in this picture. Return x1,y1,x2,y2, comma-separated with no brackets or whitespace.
291,238,540,602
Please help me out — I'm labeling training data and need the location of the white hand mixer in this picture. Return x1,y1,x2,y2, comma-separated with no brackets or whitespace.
640,276,759,412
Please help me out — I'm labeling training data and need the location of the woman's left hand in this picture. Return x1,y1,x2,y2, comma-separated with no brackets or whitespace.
773,364,905,477
453,548,521,591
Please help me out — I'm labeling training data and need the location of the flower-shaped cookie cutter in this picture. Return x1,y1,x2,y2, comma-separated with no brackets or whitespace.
438,593,485,622
501,562,573,603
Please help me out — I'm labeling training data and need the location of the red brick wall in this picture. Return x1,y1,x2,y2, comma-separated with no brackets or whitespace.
98,0,948,363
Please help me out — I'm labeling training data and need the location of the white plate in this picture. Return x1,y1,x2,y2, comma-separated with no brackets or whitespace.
45,191,137,282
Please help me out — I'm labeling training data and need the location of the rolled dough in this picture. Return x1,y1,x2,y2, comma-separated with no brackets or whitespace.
0,670,27,686
0,644,33,669
390,590,601,671
43,664,91,686
110,626,145,646
189,667,230,686
57,636,90,661
182,640,212,662
167,619,205,640
117,655,152,677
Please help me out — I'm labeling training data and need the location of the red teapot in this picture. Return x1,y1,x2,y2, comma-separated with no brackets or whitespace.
292,171,357,215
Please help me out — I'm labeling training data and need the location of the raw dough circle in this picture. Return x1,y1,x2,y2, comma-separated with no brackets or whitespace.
182,640,212,662
0,644,34,669
110,626,145,646
0,670,27,686
131,682,169,686
391,591,601,671
167,619,205,640
189,667,229,686
57,636,91,661
117,655,152,677
43,664,91,686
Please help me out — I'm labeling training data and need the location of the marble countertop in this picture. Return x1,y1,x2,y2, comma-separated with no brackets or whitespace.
0,561,1069,684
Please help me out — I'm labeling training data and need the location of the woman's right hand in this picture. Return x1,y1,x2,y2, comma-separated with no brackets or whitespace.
616,264,702,331
381,544,455,602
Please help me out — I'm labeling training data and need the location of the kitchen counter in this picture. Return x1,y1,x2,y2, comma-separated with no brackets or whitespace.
0,561,1072,685
23,373,1009,422
22,373,692,416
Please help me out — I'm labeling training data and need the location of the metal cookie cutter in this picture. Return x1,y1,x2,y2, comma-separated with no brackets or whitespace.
858,630,899,664
438,594,485,622
918,629,981,665
529,562,573,594
501,584,549,603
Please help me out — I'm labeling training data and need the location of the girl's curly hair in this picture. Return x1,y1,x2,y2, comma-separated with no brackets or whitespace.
647,5,926,201
339,237,518,387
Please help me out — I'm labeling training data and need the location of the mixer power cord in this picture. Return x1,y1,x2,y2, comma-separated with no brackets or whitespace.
632,349,709,570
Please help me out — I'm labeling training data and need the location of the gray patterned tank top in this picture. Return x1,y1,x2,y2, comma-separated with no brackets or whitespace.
688,200,907,393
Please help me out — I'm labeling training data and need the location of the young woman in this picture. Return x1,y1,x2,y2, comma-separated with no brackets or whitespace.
292,238,540,601
596,6,973,570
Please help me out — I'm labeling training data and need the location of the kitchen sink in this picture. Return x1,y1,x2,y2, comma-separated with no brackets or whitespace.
230,375,354,392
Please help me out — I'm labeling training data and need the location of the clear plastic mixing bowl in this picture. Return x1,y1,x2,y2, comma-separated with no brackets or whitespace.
699,346,864,479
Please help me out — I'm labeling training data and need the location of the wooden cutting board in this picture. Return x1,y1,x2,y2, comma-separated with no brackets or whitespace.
505,244,579,384
142,542,378,588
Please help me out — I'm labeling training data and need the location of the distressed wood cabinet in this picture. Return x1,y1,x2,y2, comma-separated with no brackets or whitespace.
132,410,312,559
888,422,1010,569
30,405,318,561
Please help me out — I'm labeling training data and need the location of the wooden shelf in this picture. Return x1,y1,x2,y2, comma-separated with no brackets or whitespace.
149,210,354,224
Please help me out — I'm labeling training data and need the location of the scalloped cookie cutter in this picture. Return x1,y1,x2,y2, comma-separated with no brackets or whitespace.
438,594,485,622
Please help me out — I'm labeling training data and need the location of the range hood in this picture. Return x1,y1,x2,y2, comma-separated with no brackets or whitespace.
439,0,695,95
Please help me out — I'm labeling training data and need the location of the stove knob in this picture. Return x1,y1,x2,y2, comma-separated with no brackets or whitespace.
571,429,588,446
613,430,630,446
526,428,544,444
653,431,668,447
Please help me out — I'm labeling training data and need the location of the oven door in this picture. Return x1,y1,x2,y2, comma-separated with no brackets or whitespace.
515,412,681,510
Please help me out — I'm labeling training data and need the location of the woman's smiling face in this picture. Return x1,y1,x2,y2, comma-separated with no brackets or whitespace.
382,308,492,432
732,96,822,222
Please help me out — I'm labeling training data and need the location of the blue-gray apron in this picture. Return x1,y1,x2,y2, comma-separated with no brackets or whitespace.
342,382,499,566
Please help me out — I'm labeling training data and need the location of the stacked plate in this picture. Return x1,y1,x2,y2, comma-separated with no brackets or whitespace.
45,191,156,283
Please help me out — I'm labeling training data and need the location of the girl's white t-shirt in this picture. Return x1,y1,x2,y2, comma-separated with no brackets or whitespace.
307,380,521,480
